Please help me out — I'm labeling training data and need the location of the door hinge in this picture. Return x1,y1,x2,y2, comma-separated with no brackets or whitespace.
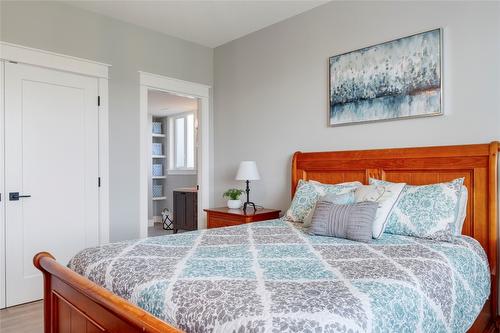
97,96,101,106
98,177,101,187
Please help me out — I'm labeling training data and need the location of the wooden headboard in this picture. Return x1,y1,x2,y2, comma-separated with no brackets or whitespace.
292,142,499,330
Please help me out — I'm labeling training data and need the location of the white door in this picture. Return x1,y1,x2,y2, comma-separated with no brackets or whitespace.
4,62,100,306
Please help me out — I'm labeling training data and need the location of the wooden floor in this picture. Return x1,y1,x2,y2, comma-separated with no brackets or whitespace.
148,222,187,237
0,300,43,333
148,222,174,237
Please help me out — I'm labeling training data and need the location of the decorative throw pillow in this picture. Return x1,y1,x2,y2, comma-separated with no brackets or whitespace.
285,180,362,222
379,178,465,242
309,201,378,243
303,192,356,228
355,181,405,239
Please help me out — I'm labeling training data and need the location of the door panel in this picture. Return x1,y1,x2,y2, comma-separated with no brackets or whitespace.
5,62,99,306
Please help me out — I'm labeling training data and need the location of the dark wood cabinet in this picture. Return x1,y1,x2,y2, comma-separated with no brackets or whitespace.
173,188,197,233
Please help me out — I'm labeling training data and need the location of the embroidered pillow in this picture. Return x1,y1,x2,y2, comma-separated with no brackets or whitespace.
378,178,464,241
285,180,362,222
355,181,405,239
309,201,378,243
303,192,356,228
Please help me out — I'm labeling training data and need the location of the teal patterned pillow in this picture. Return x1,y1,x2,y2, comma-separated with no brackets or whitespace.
285,180,362,222
377,178,464,242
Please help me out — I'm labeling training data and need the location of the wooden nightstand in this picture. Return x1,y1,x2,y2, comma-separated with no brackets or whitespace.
204,207,281,229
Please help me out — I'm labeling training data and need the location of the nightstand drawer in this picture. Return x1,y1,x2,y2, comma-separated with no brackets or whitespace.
207,214,244,228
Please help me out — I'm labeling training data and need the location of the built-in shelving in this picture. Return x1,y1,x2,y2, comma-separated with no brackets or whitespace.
151,116,167,211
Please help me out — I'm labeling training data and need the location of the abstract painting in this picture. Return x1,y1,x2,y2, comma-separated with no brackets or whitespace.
329,29,442,126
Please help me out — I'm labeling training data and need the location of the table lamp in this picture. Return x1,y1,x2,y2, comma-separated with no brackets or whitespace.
235,161,260,212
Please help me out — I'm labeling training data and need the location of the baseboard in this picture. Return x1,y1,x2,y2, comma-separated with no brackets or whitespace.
148,219,154,227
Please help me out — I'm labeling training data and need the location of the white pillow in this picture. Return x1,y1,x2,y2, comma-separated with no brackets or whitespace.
356,180,406,238
455,185,468,235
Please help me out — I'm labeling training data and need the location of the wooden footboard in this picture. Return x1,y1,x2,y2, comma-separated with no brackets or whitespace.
33,252,182,333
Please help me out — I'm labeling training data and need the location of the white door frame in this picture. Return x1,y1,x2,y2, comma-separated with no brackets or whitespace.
0,60,5,309
0,42,110,308
139,71,210,238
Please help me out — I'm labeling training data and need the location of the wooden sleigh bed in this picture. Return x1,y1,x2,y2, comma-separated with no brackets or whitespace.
35,142,499,333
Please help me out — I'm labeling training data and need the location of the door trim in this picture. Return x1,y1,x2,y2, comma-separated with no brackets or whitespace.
98,78,110,245
139,71,211,238
0,43,110,308
0,42,110,78
0,60,5,309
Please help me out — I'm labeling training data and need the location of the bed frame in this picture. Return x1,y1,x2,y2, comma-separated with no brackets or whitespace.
35,142,499,333
292,141,499,333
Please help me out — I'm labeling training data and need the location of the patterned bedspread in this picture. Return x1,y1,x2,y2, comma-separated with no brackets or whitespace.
68,219,490,333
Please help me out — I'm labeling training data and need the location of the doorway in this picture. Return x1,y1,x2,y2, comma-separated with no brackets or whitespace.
147,90,199,236
0,42,110,308
139,72,210,238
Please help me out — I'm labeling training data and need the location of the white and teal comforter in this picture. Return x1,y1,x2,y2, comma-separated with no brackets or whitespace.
68,219,490,333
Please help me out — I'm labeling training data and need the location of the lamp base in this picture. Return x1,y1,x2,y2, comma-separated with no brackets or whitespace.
243,201,256,213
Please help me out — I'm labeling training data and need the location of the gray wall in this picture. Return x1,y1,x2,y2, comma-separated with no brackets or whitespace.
0,1,213,241
1,1,499,241
213,1,500,212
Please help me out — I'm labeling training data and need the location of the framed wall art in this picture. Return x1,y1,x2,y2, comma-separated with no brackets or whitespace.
329,28,442,126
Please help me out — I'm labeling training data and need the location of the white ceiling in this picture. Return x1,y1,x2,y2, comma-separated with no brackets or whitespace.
148,90,197,117
65,0,328,48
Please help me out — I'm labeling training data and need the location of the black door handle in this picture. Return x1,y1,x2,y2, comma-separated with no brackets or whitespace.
9,192,31,201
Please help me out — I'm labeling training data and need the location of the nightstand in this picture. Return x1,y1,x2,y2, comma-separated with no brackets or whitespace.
204,207,281,229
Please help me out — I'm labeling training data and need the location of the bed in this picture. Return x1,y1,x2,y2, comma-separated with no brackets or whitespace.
34,142,499,333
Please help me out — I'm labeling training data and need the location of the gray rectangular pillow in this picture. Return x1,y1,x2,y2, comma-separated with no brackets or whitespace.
309,201,378,243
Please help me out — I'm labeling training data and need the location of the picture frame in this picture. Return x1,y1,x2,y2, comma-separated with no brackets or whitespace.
328,28,443,126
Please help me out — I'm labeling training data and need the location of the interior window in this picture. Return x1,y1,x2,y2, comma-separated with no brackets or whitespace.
186,114,194,168
171,113,195,171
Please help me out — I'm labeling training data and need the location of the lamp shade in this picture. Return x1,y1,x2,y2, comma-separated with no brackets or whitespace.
235,161,260,181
